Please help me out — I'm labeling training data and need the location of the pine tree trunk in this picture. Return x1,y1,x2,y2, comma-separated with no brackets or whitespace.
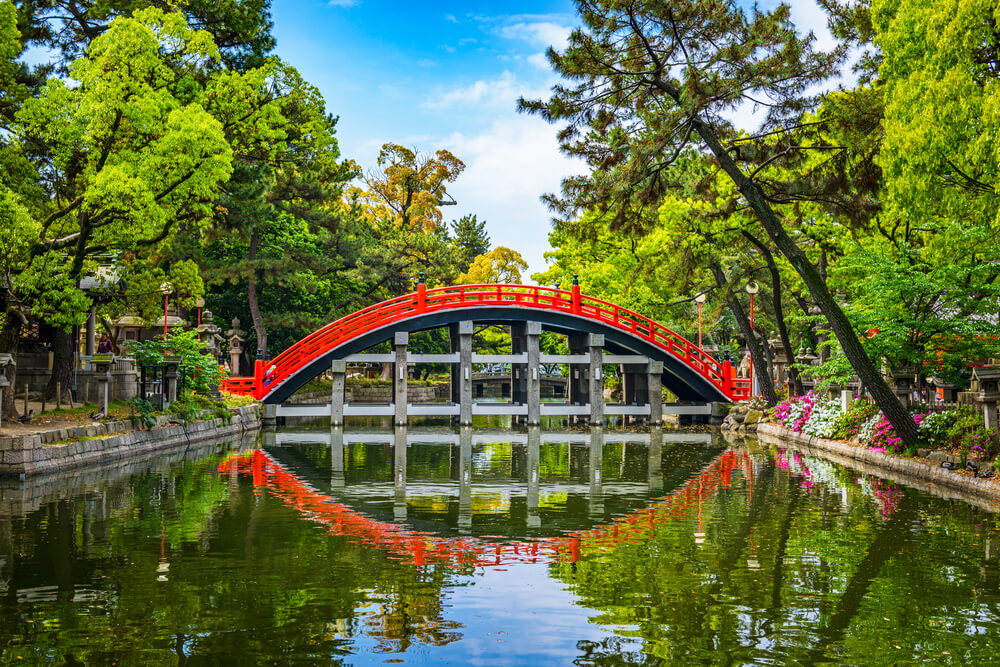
710,262,778,406
694,119,918,445
247,227,267,360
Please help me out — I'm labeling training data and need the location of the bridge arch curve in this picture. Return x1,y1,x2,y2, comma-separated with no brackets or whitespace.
222,284,747,404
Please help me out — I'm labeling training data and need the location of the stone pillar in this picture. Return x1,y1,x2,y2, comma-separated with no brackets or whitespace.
226,317,246,376
393,332,408,426
648,361,663,425
393,426,407,522
526,425,540,528
91,353,113,416
589,334,605,426
262,403,277,427
648,426,663,495
974,366,1000,430
527,322,541,425
840,390,854,414
86,306,96,357
589,427,604,518
162,357,180,408
330,359,346,426
451,322,473,425
458,425,472,533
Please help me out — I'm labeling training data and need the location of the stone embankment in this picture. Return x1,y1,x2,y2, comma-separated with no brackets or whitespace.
0,405,260,477
719,403,1000,510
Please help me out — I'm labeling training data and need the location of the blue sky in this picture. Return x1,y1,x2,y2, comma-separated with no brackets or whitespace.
270,1,832,281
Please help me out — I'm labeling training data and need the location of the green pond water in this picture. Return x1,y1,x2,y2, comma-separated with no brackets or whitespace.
2,425,1000,665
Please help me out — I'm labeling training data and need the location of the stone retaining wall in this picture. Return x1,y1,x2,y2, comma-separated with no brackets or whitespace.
0,405,260,477
0,431,257,518
754,422,1000,512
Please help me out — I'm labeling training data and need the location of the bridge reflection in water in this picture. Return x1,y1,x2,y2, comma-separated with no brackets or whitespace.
221,427,743,569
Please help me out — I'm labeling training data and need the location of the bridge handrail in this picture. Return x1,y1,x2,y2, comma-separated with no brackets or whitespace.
223,284,750,401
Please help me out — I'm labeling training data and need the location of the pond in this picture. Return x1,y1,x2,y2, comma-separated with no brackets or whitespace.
2,425,1000,664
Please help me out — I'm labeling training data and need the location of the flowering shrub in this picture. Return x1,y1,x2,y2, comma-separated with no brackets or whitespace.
945,406,997,458
772,391,842,437
866,414,904,453
831,401,880,440
802,397,842,438
772,392,815,432
917,411,957,449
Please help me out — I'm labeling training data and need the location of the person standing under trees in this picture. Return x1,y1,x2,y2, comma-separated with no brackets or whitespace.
97,333,113,354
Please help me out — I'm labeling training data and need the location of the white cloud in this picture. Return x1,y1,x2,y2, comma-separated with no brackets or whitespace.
499,21,571,51
442,116,584,280
527,52,551,70
423,70,549,111
444,14,459,23
327,0,357,6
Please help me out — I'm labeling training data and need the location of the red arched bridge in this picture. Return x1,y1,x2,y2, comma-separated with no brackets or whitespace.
221,284,749,414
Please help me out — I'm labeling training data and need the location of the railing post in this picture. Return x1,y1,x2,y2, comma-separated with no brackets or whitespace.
722,359,733,396
417,272,426,312
571,274,581,315
254,359,265,399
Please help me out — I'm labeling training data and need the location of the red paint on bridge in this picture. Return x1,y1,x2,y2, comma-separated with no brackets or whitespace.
221,283,750,402
217,448,746,568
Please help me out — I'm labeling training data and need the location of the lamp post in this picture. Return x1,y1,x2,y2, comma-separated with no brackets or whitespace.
745,282,759,396
195,297,205,328
160,282,173,339
694,292,708,349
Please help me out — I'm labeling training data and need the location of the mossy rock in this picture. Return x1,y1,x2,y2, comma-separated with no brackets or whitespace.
744,409,763,425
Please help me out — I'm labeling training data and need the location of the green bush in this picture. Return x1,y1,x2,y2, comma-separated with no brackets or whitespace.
127,330,224,395
945,406,997,458
831,401,879,440
128,397,156,430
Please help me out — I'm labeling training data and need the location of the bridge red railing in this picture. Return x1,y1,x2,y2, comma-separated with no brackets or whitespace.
221,284,751,402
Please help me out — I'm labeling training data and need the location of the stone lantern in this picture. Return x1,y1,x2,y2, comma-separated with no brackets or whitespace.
161,355,182,408
226,317,246,376
90,352,114,415
889,367,916,408
769,337,788,387
972,365,1000,430
197,309,222,357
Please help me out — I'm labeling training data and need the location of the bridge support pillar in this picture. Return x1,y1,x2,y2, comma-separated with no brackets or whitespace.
262,403,277,427
330,359,346,426
589,334,605,426
648,361,663,425
527,322,541,425
450,322,473,425
394,332,408,426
